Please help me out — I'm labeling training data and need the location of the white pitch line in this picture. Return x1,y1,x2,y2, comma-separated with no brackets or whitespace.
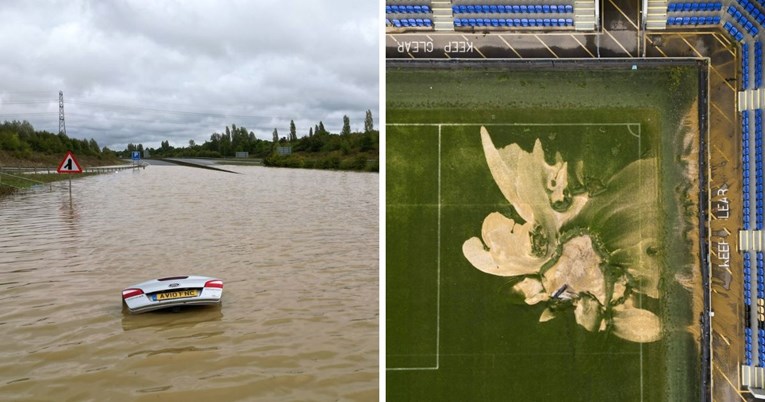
437,124,442,370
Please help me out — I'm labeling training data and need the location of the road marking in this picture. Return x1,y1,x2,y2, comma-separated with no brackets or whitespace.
677,35,736,92
387,34,416,59
715,365,748,402
607,0,639,30
713,33,735,56
570,34,595,58
463,34,486,58
535,34,558,58
680,35,704,58
604,29,634,57
712,102,734,123
714,144,730,163
644,35,670,57
498,35,523,58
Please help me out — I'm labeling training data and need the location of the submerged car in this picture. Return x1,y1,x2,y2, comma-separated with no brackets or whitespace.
122,275,223,314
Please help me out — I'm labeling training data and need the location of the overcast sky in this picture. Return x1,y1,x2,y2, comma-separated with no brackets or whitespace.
0,0,379,150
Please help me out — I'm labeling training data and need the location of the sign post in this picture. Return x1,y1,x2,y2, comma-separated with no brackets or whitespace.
131,151,141,165
57,151,83,206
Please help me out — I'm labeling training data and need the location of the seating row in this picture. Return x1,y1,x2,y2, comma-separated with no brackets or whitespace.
666,16,721,25
452,4,573,14
745,43,751,90
386,5,431,14
388,18,433,27
728,6,760,36
755,50,760,91
745,111,752,230
667,2,723,12
724,21,746,42
455,17,574,27
746,325,753,365
737,0,765,28
758,252,764,299
757,109,763,236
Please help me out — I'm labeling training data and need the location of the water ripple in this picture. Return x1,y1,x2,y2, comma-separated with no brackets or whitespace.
0,166,378,400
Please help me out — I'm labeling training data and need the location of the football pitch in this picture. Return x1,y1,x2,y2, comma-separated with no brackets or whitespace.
386,64,702,401
388,122,643,369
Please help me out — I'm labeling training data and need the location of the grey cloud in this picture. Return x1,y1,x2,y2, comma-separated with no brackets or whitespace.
0,0,378,150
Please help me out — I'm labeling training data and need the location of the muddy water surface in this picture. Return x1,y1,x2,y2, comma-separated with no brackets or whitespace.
0,165,378,401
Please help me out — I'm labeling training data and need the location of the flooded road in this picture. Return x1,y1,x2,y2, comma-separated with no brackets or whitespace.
0,165,378,401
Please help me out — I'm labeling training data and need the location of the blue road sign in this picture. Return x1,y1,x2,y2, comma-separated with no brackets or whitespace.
132,151,140,161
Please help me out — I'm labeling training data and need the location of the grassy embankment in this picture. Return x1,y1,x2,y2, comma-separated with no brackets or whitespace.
386,65,700,401
263,131,379,172
0,150,123,196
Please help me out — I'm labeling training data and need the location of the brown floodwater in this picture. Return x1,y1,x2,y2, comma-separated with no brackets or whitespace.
0,165,378,401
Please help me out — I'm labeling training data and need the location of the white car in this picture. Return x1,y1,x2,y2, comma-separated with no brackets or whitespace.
122,275,223,314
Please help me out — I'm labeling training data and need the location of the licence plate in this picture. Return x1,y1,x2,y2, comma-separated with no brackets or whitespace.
155,289,199,301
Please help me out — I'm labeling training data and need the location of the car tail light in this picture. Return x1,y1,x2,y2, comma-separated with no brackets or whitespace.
122,288,144,299
204,280,223,289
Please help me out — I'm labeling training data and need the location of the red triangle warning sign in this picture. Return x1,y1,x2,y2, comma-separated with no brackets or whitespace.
57,151,83,174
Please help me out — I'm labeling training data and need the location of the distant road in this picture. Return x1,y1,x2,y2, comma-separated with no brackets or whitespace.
139,158,215,166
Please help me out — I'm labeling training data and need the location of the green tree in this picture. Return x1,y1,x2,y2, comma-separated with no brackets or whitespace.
309,127,313,137
364,109,374,133
341,115,351,136
272,128,279,143
318,121,326,135
289,120,297,141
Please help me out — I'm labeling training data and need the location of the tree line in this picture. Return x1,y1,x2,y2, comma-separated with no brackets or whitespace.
0,120,112,158
0,109,378,172
122,110,378,163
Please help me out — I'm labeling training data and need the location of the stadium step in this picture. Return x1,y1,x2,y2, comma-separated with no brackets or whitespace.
644,0,669,30
431,1,455,31
574,0,598,31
